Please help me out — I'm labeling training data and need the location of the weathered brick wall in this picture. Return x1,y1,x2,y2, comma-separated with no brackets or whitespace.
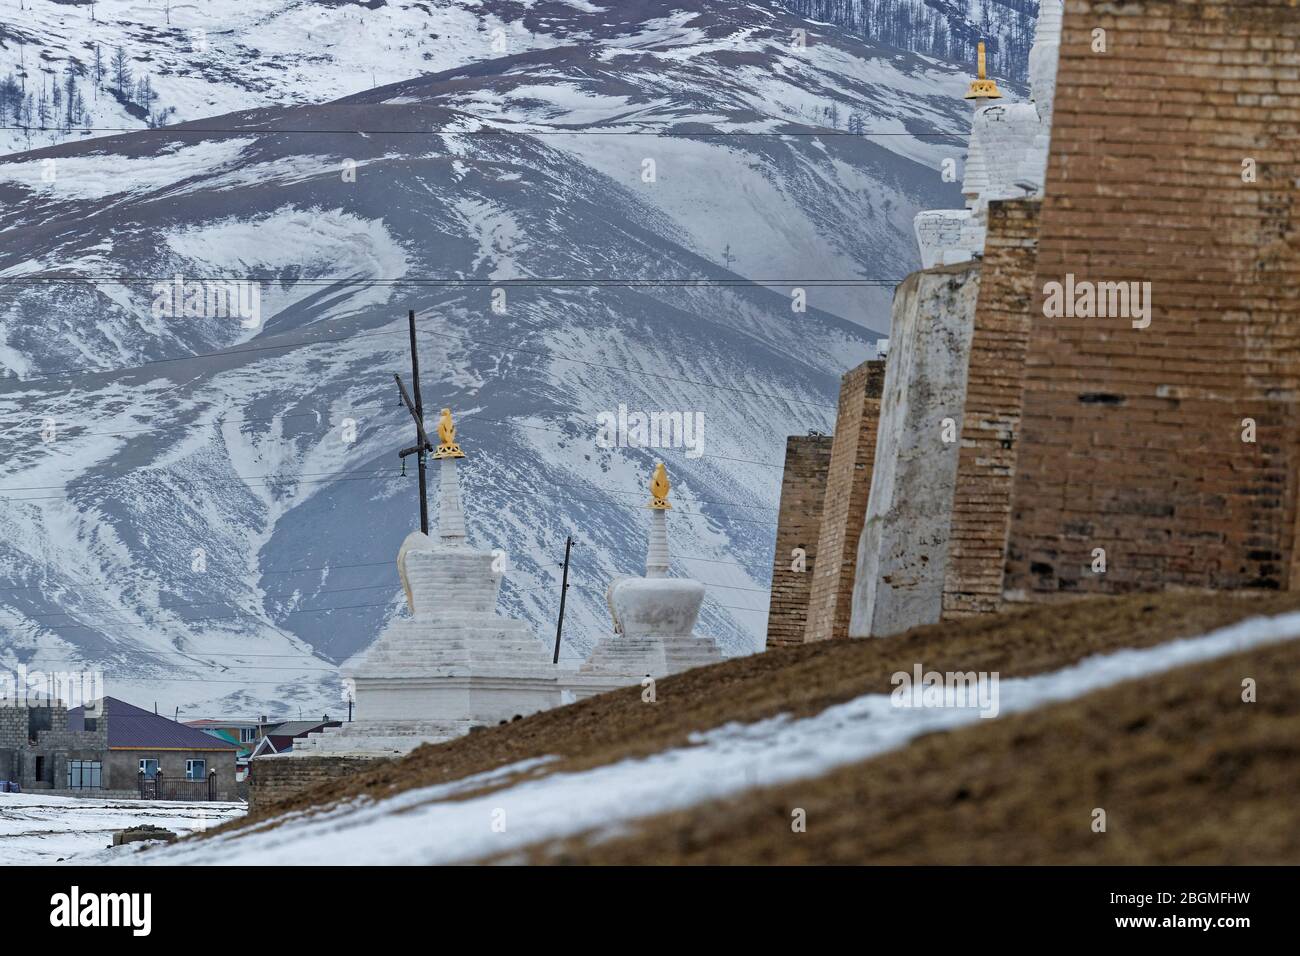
943,199,1042,618
1003,0,1300,600
248,754,386,813
765,434,834,647
804,359,886,643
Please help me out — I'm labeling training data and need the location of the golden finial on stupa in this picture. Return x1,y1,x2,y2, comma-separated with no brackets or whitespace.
432,407,465,459
648,462,671,510
964,41,1002,100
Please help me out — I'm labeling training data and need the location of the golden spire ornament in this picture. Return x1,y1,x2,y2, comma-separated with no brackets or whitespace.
648,462,672,510
964,41,1003,100
432,407,465,459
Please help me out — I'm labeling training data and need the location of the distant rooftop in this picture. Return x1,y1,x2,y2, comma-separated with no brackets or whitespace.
69,697,240,751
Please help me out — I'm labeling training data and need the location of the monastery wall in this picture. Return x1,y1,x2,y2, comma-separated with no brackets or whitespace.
248,754,387,814
804,360,886,642
765,435,834,647
1003,0,1300,600
943,198,1042,618
850,264,981,637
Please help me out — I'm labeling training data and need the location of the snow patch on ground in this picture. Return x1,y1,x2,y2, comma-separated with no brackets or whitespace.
0,792,244,865
107,611,1300,865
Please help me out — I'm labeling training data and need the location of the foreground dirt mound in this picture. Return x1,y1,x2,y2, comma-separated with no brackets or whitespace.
508,639,1300,864
233,591,1300,830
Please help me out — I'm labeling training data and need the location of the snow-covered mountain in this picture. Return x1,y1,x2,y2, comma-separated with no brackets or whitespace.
0,0,970,717
0,0,585,157
779,0,1038,83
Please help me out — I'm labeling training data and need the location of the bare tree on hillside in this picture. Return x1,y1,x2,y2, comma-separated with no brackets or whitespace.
111,45,132,95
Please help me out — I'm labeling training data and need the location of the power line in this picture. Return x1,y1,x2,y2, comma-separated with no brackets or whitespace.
0,277,903,286
0,466,778,525
11,589,768,674
6,599,398,625
5,583,401,623
1,406,796,473
0,545,759,599
0,321,414,385
0,313,846,411
0,125,966,137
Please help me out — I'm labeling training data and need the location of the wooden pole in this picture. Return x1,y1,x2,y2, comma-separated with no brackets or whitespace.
407,310,430,535
396,310,433,534
553,536,574,664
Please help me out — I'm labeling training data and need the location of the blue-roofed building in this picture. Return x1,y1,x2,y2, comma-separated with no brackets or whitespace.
183,718,261,777
60,697,240,799
3,696,240,799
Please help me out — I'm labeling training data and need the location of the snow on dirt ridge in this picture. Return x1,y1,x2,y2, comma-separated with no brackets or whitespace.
106,612,1300,865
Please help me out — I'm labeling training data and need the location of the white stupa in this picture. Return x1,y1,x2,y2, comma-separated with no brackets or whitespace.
294,409,559,756
914,3,1063,267
566,463,721,699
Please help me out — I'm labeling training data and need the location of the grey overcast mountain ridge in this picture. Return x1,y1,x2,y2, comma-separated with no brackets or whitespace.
0,0,971,715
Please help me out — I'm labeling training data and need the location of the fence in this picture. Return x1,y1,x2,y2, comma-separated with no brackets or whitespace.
138,769,218,801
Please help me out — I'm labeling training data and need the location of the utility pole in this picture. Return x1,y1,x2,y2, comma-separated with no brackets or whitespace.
553,536,575,664
394,309,433,534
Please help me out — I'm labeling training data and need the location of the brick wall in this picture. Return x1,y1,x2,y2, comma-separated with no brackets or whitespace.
943,199,1042,617
1003,0,1300,599
804,360,886,642
248,753,386,813
765,434,834,647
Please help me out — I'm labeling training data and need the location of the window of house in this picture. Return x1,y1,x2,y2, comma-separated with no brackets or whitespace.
83,717,98,732
139,758,159,779
67,760,102,789
185,759,206,780
239,727,256,743
27,708,51,743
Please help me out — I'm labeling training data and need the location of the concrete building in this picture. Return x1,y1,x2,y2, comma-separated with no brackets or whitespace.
0,697,239,799
184,717,262,776
0,699,106,794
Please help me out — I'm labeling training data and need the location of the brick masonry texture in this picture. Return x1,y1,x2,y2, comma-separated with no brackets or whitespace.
765,435,834,647
248,754,387,812
804,360,886,642
943,199,1042,617
1003,0,1300,599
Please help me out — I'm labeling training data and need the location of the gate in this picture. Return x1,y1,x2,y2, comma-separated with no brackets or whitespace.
138,769,218,801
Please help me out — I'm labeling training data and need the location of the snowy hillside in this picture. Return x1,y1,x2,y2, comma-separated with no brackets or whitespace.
779,0,1038,83
0,0,972,717
0,0,583,157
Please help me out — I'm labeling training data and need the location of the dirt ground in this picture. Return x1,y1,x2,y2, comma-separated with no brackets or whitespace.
228,590,1300,837
506,639,1300,864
